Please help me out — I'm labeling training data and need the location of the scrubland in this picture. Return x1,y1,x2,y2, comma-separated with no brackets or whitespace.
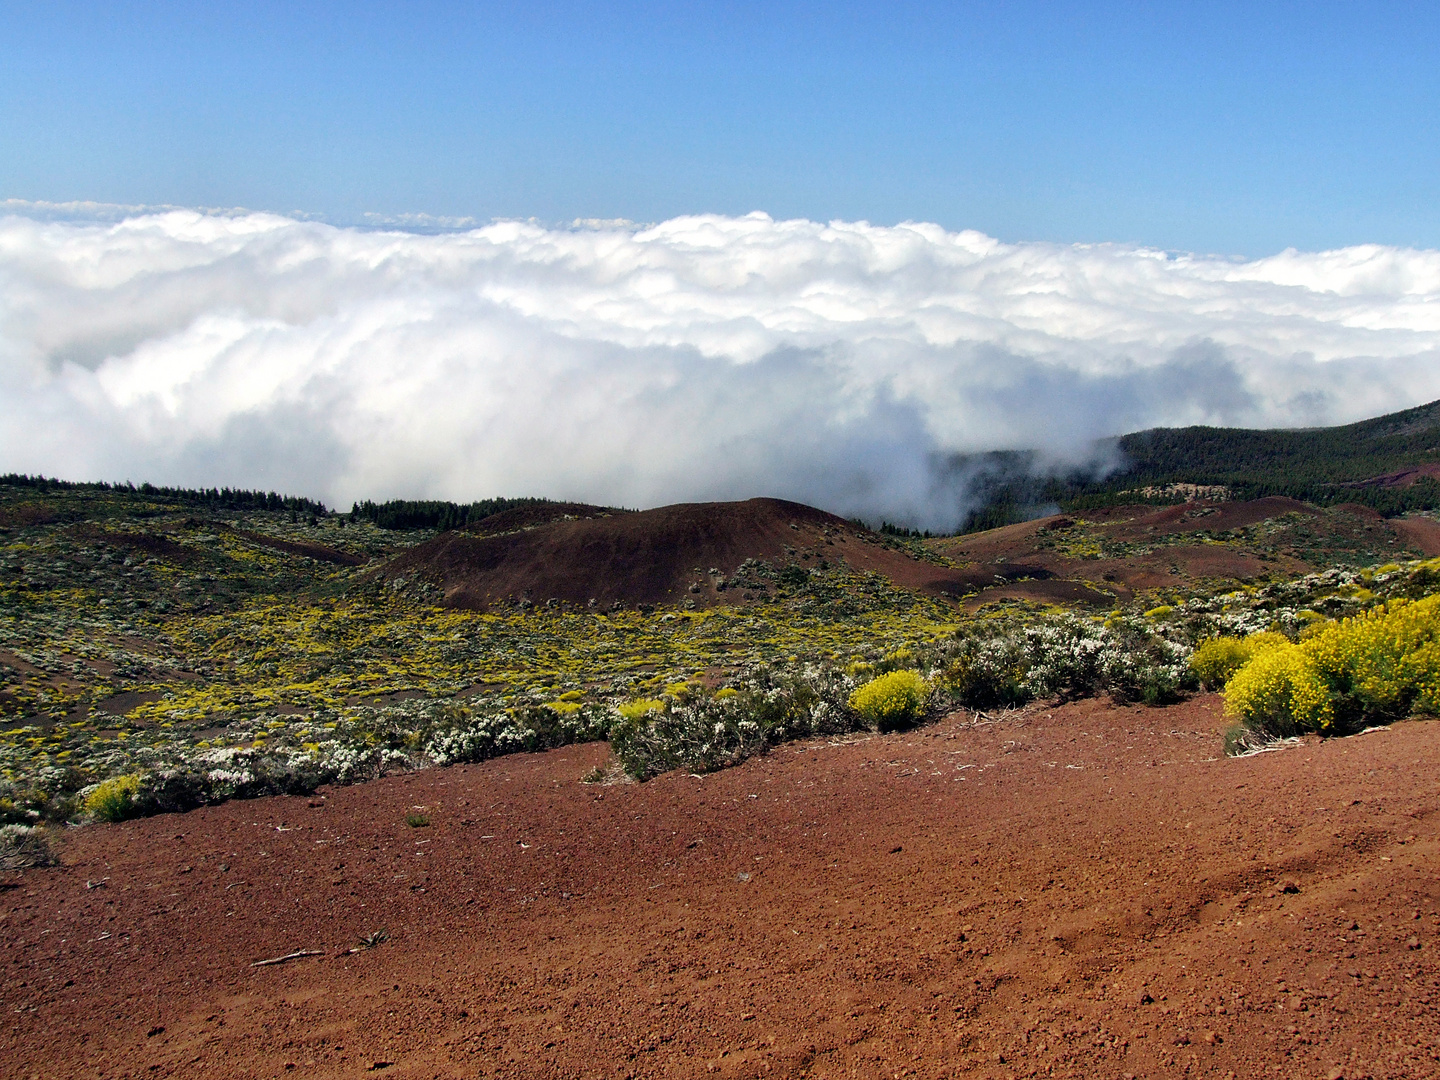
5,480,1440,836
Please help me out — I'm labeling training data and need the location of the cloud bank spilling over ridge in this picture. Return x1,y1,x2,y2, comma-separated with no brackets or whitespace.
2,208,1439,530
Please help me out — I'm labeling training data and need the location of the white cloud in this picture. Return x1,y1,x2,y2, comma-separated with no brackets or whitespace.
1,208,1438,530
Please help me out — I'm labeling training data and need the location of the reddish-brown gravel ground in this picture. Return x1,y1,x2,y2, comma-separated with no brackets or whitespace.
5,696,1439,1080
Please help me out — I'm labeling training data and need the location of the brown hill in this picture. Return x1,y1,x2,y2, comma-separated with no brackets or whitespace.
386,493,1440,615
930,496,1440,610
385,497,990,611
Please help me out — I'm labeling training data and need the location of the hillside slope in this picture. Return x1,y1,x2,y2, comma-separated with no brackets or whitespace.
385,497,996,611
931,496,1440,610
959,397,1440,530
1108,397,1440,499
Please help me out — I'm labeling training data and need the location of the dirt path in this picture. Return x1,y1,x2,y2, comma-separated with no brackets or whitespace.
4,696,1438,1080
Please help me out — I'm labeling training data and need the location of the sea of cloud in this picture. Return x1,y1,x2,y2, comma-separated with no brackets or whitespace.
2,205,1439,529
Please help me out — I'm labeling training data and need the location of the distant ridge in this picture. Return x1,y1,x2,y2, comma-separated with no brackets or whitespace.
960,397,1440,531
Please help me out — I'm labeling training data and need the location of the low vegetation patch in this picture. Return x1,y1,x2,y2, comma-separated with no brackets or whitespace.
83,775,143,823
7,477,1440,818
850,670,928,732
1225,591,1440,740
0,823,57,870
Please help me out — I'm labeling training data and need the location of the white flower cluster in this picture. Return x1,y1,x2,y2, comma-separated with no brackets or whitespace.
1019,616,1191,702
610,663,867,779
425,714,532,766
424,703,614,766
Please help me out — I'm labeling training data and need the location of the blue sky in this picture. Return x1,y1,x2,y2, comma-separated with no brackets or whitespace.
4,1,1438,255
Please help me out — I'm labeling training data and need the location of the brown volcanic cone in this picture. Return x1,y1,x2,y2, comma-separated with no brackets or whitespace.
385,497,988,610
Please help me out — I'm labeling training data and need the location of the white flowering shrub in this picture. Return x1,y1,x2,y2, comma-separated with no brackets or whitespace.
77,740,418,818
932,613,1194,709
610,663,868,779
425,713,533,765
425,703,614,765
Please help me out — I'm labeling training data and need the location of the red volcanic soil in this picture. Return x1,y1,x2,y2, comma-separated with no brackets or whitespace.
1346,463,1440,490
462,503,628,538
7,700,1440,1080
387,498,984,611
1390,517,1440,558
933,498,1438,610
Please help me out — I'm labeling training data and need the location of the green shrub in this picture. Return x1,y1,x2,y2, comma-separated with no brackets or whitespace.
84,775,143,822
876,647,916,673
1402,557,1440,599
610,667,862,779
0,798,30,826
939,630,1028,710
849,670,928,733
609,696,762,779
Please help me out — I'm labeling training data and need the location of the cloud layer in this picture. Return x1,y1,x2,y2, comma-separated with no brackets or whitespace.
2,207,1439,529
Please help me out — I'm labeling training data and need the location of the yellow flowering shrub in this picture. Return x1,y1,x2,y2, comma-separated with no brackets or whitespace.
1304,595,1440,724
1190,637,1249,689
617,699,665,721
1190,631,1288,689
1226,596,1440,738
1224,642,1333,736
84,774,142,822
849,670,928,732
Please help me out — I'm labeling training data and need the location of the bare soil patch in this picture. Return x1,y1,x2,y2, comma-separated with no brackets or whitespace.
462,503,627,538
5,697,1439,1079
232,530,366,567
1389,517,1440,558
68,525,197,565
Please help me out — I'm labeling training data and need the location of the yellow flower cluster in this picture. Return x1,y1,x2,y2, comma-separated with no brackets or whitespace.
83,774,141,822
616,699,665,721
1225,595,1440,736
1306,595,1440,719
1189,631,1287,688
1224,640,1332,735
849,669,927,732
